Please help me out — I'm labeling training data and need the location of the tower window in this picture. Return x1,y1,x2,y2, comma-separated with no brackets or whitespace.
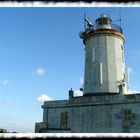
92,47,95,63
119,85,123,93
100,63,103,84
122,52,124,62
97,18,111,25
124,73,125,80
121,45,124,62
121,45,123,51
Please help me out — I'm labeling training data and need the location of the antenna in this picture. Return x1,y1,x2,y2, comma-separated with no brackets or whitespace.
84,11,86,30
112,12,122,24
84,18,93,28
119,11,122,27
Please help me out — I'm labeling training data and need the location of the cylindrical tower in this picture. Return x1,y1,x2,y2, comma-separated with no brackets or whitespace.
79,14,128,95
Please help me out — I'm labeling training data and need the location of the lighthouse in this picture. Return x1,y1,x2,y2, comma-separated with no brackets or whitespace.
80,14,128,95
36,13,140,133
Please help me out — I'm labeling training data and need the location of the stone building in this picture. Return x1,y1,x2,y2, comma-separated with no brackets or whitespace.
35,14,140,133
0,128,7,133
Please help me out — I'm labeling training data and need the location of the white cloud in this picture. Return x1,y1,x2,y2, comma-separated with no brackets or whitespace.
3,100,14,106
34,68,45,76
0,80,10,85
127,67,133,74
36,94,53,105
74,90,83,97
80,77,84,85
128,89,140,94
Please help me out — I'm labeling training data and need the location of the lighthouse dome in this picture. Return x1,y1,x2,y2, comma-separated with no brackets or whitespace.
95,14,112,29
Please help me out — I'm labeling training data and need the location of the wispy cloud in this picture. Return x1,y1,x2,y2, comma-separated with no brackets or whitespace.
36,94,53,105
0,80,10,85
2,100,14,106
80,77,84,85
132,50,140,57
34,68,45,76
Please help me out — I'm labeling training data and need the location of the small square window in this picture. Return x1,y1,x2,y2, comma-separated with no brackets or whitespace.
123,109,132,121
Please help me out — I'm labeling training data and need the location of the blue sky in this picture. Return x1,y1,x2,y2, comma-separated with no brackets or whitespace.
0,7,140,132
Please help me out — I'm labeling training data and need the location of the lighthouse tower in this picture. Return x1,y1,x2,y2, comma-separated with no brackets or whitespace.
35,13,140,133
80,14,128,95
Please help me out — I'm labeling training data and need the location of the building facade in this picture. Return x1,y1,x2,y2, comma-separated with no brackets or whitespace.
35,93,140,133
35,14,140,133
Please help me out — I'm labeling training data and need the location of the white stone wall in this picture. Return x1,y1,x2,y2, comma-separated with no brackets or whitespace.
83,31,127,94
39,94,140,133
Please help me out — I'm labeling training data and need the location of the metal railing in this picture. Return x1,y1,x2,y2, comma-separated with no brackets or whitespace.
93,23,123,33
111,23,123,33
